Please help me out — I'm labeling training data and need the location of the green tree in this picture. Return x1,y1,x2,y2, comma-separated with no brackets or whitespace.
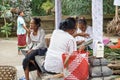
62,0,115,16
62,0,91,16
31,0,47,16
41,0,54,15
1,23,12,39
0,0,12,39
103,0,115,15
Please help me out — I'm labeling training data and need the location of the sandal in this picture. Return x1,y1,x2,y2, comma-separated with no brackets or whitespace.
19,76,26,80
19,76,32,80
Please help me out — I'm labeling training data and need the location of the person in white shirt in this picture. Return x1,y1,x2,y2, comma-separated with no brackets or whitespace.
75,17,93,49
21,17,47,80
21,18,47,55
44,17,84,75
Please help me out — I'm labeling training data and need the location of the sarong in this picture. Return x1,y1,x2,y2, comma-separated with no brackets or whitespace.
17,34,26,47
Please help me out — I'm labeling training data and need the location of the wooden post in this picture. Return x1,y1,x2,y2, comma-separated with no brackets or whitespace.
55,0,62,29
115,6,118,20
114,0,120,20
92,0,103,56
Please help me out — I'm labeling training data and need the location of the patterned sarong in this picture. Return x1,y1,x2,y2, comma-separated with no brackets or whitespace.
17,34,26,47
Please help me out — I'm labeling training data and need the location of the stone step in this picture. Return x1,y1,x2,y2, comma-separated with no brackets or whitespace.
108,61,120,75
113,70,120,75
108,63,120,70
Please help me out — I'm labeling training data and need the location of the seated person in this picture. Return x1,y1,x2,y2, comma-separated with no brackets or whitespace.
21,17,47,56
44,17,85,79
75,17,93,49
21,17,47,80
22,17,85,80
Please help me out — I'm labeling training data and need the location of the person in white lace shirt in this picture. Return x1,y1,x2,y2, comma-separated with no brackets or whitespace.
21,18,47,55
75,17,93,49
21,17,47,80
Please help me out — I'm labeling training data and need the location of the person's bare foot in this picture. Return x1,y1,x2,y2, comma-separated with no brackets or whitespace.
37,70,41,77
18,50,22,55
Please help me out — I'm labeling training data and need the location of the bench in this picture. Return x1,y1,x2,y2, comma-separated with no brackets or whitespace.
35,55,64,80
35,34,64,80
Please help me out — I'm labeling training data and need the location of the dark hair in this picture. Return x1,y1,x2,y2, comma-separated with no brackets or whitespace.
78,18,87,26
32,17,41,27
18,9,23,15
75,16,79,22
59,17,76,31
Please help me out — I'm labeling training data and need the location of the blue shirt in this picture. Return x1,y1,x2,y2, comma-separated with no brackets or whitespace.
17,16,26,35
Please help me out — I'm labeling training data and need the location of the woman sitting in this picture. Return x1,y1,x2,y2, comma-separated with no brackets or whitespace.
21,17,47,56
43,17,85,79
75,17,93,49
22,17,85,80
21,17,47,80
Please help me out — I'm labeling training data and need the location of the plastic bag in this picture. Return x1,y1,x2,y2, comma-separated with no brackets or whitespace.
62,50,89,80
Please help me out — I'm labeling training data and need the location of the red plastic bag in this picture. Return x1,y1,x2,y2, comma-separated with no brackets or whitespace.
62,50,89,80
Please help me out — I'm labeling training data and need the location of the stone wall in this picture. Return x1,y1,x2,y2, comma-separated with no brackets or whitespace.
39,15,114,34
39,16,55,34
0,15,114,37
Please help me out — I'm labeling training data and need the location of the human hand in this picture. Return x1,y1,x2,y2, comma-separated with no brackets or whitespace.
77,40,85,45
27,49,32,54
80,32,89,38
78,45,85,51
27,29,31,37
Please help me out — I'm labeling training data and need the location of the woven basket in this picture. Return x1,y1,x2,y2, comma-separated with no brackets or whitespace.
0,65,17,80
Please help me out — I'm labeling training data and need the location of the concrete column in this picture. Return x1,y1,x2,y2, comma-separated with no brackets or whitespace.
114,0,120,6
92,0,103,56
55,0,62,29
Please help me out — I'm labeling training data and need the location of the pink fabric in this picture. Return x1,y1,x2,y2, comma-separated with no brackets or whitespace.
103,38,110,45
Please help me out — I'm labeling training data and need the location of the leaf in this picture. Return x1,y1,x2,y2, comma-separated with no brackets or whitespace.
1,29,5,32
0,22,12,38
41,0,53,12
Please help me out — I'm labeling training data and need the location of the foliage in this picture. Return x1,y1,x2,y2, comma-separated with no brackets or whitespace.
1,23,12,39
62,0,91,16
103,0,115,15
41,0,54,15
31,0,47,16
62,0,115,16
104,46,120,60
0,0,12,18
89,46,120,61
0,0,13,38
0,0,116,16
21,0,115,16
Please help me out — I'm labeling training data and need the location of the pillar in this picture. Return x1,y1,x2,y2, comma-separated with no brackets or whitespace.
55,0,62,29
92,0,103,56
